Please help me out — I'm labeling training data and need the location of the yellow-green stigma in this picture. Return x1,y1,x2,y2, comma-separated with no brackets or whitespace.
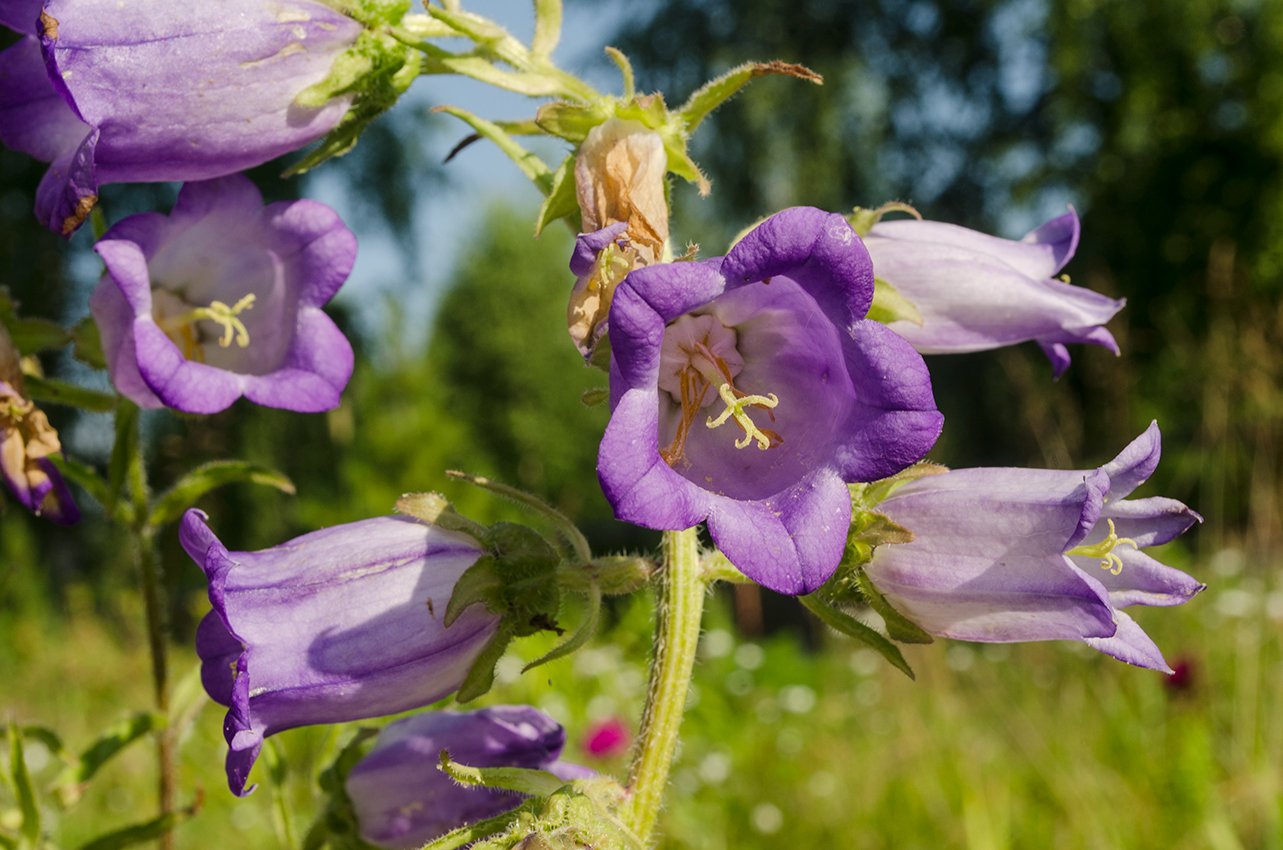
1066,518,1139,576
705,382,782,450
159,294,257,360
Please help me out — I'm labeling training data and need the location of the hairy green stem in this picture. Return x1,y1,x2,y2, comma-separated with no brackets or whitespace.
127,422,175,850
625,527,705,842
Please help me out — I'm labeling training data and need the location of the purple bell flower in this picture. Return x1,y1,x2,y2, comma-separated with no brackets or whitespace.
862,208,1125,378
0,0,361,235
347,706,592,849
864,422,1203,672
181,509,502,797
89,174,356,414
600,206,943,595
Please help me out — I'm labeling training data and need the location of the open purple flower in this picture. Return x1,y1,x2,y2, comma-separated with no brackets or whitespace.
862,208,1125,378
181,509,501,796
90,175,355,414
864,422,1203,672
0,0,360,235
600,206,943,595
347,706,592,849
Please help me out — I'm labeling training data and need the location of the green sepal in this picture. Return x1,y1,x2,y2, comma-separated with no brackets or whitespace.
486,522,562,635
432,106,554,194
799,595,914,679
455,621,517,703
820,507,915,606
523,582,600,673
535,155,582,237
419,804,536,850
847,201,921,237
604,47,635,101
534,101,612,143
560,555,651,595
867,277,923,327
447,471,591,566
53,713,166,807
439,753,566,797
443,555,503,627
855,567,933,644
8,723,40,847
849,462,948,510
396,492,488,542
23,375,117,412
147,460,296,528
285,30,418,176
72,316,106,371
677,60,822,135
588,334,612,373
531,0,562,59
324,0,409,27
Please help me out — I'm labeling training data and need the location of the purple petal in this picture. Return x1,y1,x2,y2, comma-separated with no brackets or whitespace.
1101,420,1161,501
1071,546,1206,609
722,207,874,329
33,124,97,237
32,457,79,524
0,36,89,162
1038,341,1072,379
1083,609,1174,673
569,222,628,277
1066,468,1108,550
1100,496,1202,548
0,0,42,33
1018,207,1081,277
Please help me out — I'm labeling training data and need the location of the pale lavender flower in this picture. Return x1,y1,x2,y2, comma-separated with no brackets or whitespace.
0,0,360,235
181,510,501,796
865,422,1203,672
347,707,591,849
863,209,1125,378
600,206,943,595
90,175,355,414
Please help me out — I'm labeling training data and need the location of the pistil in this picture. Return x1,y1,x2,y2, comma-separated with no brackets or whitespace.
1066,518,1139,575
156,294,257,361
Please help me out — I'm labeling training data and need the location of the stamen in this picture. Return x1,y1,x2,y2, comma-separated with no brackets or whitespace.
706,382,781,450
1066,518,1139,576
158,294,257,356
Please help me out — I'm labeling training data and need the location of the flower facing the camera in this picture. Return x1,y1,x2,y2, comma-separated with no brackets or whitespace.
347,706,592,849
860,208,1125,378
90,175,356,414
0,325,77,524
599,206,943,595
863,422,1203,671
0,0,361,235
181,509,501,796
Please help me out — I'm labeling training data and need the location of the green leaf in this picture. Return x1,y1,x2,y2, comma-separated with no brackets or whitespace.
147,460,296,527
23,375,117,412
532,0,562,58
75,812,185,850
20,727,70,766
431,106,554,194
55,713,165,806
867,277,923,327
0,830,17,849
799,595,915,679
854,568,934,644
8,724,40,847
534,155,582,237
46,455,111,512
2,317,71,355
439,753,565,796
106,401,138,518
72,317,107,371
677,61,823,134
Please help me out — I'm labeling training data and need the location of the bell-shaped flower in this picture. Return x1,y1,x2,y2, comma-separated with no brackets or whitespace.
599,206,943,595
861,208,1125,378
863,422,1203,672
346,706,591,849
0,0,361,235
181,509,502,797
90,174,356,414
0,325,77,524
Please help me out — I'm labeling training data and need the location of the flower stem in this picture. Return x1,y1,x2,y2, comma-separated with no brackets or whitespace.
127,420,175,850
625,527,705,842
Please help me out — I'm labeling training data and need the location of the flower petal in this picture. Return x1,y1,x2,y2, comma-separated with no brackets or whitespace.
1083,609,1174,673
1071,546,1206,609
1101,420,1161,501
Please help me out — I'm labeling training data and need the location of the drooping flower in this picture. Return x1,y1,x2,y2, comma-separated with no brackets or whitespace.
861,208,1125,378
599,206,943,595
90,174,356,414
0,0,361,235
568,118,669,359
863,422,1203,672
181,509,501,796
346,706,592,849
0,324,77,524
